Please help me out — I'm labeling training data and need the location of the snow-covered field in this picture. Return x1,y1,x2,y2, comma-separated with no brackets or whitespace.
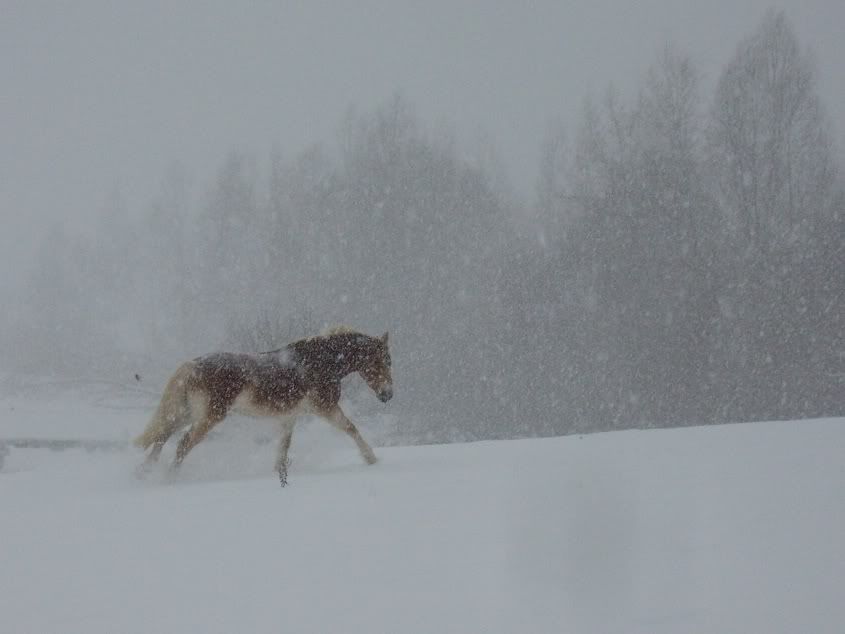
1,391,843,633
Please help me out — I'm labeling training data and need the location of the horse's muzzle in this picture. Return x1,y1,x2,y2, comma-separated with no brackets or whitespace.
377,385,393,402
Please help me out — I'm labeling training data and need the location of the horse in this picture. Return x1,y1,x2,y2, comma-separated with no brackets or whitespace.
134,327,393,486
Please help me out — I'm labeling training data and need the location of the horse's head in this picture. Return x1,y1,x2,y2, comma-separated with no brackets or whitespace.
359,332,393,402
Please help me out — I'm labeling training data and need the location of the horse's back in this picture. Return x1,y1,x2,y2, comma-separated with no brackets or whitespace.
192,351,304,414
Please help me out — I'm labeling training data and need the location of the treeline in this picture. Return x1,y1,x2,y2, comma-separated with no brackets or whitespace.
516,12,842,431
6,11,842,441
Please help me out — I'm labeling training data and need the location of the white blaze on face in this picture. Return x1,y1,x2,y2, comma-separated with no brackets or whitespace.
375,368,393,402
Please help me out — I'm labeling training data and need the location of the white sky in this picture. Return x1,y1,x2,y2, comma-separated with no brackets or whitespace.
2,1,844,290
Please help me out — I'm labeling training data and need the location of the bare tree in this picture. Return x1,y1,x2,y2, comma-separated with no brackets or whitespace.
708,10,842,419
710,10,834,250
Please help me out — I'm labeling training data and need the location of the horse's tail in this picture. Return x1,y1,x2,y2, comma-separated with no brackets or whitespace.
134,362,195,450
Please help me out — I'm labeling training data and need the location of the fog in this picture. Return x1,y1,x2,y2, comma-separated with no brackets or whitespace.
4,1,845,272
1,3,842,441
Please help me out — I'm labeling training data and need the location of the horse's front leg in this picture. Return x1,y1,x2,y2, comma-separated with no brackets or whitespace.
275,418,296,487
324,406,377,465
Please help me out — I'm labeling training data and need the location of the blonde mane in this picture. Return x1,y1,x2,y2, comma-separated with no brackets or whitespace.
320,324,358,337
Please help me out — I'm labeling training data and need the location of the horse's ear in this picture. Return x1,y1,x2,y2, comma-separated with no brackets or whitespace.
381,331,389,345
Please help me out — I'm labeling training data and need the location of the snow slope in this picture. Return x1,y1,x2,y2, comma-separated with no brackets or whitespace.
1,393,844,633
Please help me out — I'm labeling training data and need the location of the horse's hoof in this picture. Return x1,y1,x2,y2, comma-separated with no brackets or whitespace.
134,462,153,479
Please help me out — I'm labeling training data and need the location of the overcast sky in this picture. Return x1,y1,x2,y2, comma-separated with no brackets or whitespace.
2,1,844,291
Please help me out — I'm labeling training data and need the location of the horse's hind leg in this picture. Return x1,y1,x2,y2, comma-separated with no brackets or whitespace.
324,406,377,465
143,439,166,467
172,411,225,469
135,439,168,478
136,426,180,476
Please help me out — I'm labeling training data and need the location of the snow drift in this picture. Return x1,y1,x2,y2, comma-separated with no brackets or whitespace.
1,394,843,633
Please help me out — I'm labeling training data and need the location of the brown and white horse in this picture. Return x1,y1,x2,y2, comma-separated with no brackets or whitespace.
134,327,393,485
